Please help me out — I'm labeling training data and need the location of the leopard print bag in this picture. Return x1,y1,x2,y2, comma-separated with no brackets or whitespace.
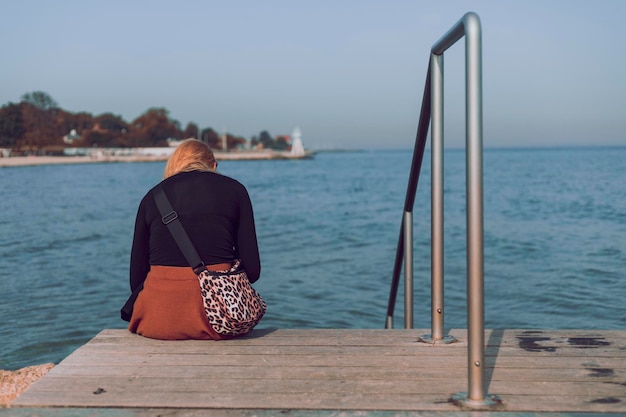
197,259,266,336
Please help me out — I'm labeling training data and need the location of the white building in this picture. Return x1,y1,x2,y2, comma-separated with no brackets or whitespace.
290,127,305,157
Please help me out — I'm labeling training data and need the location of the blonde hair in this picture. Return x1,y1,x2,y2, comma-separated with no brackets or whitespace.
163,139,217,179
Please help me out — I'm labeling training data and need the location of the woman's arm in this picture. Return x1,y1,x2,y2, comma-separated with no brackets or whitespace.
129,200,150,293
236,187,261,283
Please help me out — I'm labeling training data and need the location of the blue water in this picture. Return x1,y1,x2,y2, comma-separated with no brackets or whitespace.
1,148,625,370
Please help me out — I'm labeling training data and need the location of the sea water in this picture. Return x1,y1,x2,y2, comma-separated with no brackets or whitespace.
1,147,625,369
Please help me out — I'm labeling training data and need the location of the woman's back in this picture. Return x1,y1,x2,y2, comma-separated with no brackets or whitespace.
139,170,260,280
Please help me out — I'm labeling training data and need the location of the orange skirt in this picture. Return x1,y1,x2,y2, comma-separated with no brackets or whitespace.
128,265,226,340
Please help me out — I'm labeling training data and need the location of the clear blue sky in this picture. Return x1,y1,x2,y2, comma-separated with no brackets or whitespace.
1,0,625,149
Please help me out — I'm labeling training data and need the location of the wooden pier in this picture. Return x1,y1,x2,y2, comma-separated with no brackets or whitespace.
8,328,626,415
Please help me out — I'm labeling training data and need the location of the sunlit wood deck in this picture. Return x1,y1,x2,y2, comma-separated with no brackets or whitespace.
10,328,626,415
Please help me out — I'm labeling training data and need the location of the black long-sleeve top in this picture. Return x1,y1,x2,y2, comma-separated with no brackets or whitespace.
129,170,261,297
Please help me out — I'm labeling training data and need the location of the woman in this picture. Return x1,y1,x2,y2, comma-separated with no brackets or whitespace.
120,139,261,340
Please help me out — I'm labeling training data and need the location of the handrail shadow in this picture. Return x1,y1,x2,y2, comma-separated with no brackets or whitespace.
485,328,504,393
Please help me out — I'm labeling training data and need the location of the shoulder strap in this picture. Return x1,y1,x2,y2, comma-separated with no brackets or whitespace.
153,185,206,274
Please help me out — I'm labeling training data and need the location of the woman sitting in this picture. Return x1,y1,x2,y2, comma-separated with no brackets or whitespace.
121,139,261,340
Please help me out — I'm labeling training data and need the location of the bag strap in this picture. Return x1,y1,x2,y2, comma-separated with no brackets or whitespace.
153,185,206,275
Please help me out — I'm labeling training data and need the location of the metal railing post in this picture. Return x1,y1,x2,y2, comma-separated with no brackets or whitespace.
464,11,487,404
419,51,455,345
431,52,444,340
403,211,414,328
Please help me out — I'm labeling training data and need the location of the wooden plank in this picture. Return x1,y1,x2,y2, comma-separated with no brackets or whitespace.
44,363,626,383
92,327,626,343
64,329,626,358
25,375,626,397
62,344,626,361
13,328,626,413
84,328,626,359
57,349,625,370
12,390,462,411
13,390,626,413
68,337,626,355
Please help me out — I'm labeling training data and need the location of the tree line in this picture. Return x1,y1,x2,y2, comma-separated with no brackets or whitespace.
0,91,291,155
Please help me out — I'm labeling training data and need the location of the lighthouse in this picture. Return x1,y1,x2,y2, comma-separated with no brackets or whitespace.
290,127,305,157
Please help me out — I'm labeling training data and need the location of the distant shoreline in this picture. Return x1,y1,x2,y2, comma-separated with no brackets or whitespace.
0,150,316,168
0,155,168,168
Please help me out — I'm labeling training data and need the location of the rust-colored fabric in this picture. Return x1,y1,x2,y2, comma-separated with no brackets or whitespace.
128,265,225,340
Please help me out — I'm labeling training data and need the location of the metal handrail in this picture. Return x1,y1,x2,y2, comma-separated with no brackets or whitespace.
385,60,431,330
384,12,499,408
